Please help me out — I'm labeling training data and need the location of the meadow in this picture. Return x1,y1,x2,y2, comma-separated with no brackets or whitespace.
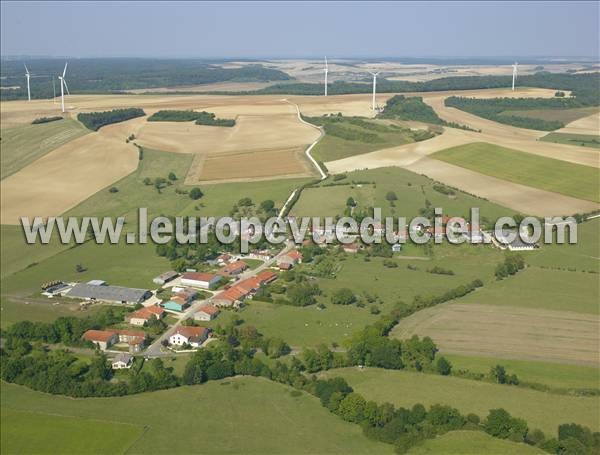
541,132,600,149
0,378,393,454
322,368,600,435
0,298,107,329
407,430,544,454
0,118,89,179
443,354,600,390
432,142,600,202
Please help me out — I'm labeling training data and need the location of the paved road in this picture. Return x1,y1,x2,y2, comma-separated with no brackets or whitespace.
144,241,295,358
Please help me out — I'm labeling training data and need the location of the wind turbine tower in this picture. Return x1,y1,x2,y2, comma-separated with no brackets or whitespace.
324,57,328,96
24,65,31,101
58,62,70,113
512,62,518,91
369,71,380,112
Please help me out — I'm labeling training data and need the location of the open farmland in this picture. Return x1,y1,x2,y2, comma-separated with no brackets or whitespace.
391,303,600,366
1,379,393,454
322,368,600,435
407,430,544,454
0,118,89,179
556,111,600,135
541,132,600,148
431,142,600,202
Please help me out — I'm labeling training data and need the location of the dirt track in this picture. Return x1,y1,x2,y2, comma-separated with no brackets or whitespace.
391,303,600,366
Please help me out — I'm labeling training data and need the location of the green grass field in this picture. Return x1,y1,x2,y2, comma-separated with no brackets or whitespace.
407,430,544,454
540,132,600,149
0,119,89,180
291,167,516,221
500,106,599,125
432,142,600,202
323,368,600,435
1,379,393,454
1,408,144,455
457,266,599,314
443,354,600,390
65,148,308,221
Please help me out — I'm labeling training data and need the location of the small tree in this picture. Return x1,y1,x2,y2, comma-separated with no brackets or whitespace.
108,186,119,193
168,172,177,181
143,177,152,186
436,356,452,376
490,364,507,384
75,264,86,273
346,197,356,207
189,187,204,200
385,191,398,201
331,288,356,305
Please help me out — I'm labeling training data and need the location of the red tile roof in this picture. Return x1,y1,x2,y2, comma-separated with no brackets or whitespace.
82,330,115,343
127,306,164,321
287,250,302,261
174,326,209,338
221,261,248,274
181,272,219,282
256,270,277,284
197,305,219,315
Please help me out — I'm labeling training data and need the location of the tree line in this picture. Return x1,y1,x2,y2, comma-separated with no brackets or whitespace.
77,108,145,131
147,110,235,127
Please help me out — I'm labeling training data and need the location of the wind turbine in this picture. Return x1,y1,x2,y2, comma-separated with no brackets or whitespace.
58,62,70,113
24,64,31,101
369,71,380,112
324,56,328,96
512,62,518,91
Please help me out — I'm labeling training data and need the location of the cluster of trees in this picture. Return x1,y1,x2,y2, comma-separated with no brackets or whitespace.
427,266,455,276
1,59,290,100
142,173,180,192
412,279,483,311
31,116,63,124
229,197,278,221
432,183,456,196
495,254,525,279
78,108,145,131
490,364,519,385
147,110,235,127
259,272,321,307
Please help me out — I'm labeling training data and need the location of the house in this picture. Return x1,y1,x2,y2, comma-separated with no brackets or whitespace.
161,296,189,312
278,250,302,267
194,305,220,321
181,272,221,289
153,271,178,286
169,326,210,347
343,243,361,254
82,330,118,351
108,329,148,353
219,260,248,276
112,352,133,369
216,253,234,265
125,305,165,326
212,286,247,308
248,250,273,261
66,282,152,305
278,262,292,271
256,269,277,285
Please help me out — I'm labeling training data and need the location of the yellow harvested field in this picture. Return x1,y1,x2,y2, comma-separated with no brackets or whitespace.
1,120,139,225
556,111,600,135
391,303,600,366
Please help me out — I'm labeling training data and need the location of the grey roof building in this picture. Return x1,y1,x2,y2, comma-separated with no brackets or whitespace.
66,283,151,304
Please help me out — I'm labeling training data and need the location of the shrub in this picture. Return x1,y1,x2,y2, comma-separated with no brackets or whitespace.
189,187,204,200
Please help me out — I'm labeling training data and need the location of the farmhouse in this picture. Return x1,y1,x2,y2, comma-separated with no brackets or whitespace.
82,330,118,350
112,353,133,370
194,305,220,321
169,326,210,347
153,271,178,285
278,262,292,271
180,272,221,289
216,253,234,264
256,269,277,285
125,305,165,326
108,329,148,353
66,282,151,305
219,260,248,276
162,295,189,312
278,250,303,267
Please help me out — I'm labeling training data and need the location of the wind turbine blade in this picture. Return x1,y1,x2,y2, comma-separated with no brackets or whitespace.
63,79,70,96
24,64,29,75
63,62,68,78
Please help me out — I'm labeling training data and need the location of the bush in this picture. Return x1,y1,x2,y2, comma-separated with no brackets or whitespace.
108,187,119,193
436,356,452,376
331,288,356,305
189,187,204,200
32,116,63,124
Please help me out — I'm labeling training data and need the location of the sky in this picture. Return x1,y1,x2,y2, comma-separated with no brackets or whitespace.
1,1,598,59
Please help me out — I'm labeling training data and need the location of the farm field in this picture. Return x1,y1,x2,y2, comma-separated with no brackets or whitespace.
292,166,516,221
556,111,600,135
407,430,544,454
0,118,89,179
456,266,599,314
540,132,600,148
431,142,600,203
391,303,600,365
443,354,600,391
0,379,393,454
1,408,144,455
322,368,600,435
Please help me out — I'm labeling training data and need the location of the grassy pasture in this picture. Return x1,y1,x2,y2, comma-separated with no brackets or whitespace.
500,106,599,124
432,142,600,203
1,379,392,454
541,132,600,149
457,266,599,314
1,408,144,455
322,368,600,435
443,354,600,391
407,430,544,454
0,118,89,180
